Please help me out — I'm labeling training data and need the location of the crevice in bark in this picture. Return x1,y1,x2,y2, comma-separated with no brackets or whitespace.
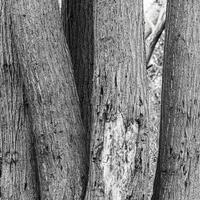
23,84,41,200
62,0,94,157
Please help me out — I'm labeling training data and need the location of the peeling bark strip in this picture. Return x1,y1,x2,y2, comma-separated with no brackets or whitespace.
7,0,88,199
0,1,39,199
83,0,149,199
101,114,138,200
152,1,200,200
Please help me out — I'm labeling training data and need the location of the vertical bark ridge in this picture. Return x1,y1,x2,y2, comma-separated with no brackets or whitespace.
0,1,40,199
10,0,88,199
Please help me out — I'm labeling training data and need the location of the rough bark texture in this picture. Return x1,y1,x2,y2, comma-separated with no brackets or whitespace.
152,1,200,200
84,1,149,199
62,0,93,152
6,0,88,199
0,1,39,199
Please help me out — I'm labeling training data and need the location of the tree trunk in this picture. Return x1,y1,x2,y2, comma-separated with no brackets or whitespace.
62,0,150,199
5,0,88,199
86,1,149,199
0,1,40,199
152,1,200,199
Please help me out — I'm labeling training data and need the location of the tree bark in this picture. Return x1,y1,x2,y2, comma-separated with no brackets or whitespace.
152,1,200,200
0,1,39,199
7,0,88,199
62,0,149,199
85,1,149,199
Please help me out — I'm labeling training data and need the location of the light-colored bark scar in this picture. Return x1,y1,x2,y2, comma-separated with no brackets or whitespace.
101,113,138,200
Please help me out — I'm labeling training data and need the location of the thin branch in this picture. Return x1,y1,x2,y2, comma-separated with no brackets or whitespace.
145,19,154,39
146,7,166,69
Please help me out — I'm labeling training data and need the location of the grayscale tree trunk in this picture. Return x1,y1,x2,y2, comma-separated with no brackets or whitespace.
62,0,150,199
152,1,200,199
1,0,88,199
